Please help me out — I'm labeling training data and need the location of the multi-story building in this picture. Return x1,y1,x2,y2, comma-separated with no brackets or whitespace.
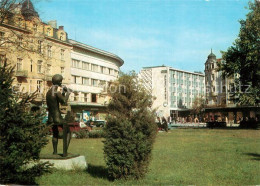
139,66,205,120
204,50,259,123
0,0,124,121
204,50,237,107
0,0,72,104
68,40,124,121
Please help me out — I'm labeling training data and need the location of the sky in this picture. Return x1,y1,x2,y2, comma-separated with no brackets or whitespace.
35,0,250,73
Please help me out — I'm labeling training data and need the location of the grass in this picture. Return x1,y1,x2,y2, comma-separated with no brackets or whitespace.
38,129,260,185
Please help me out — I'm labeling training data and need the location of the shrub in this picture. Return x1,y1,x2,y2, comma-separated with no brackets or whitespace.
88,130,105,138
74,130,89,139
103,72,157,180
0,62,51,184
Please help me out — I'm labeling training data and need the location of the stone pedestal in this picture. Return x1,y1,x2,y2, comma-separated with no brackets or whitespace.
40,154,87,170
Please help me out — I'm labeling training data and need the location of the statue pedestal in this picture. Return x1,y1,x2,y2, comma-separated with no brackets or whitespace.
40,154,87,170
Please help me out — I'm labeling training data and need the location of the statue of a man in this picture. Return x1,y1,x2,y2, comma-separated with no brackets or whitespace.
46,74,71,157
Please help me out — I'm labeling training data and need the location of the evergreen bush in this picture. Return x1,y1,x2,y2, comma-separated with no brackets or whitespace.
103,72,157,180
0,61,51,184
74,130,89,139
89,130,105,138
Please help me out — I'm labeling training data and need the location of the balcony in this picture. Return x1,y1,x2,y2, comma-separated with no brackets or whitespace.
15,70,28,77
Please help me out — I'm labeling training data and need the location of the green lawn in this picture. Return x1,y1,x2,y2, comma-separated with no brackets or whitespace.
38,129,260,185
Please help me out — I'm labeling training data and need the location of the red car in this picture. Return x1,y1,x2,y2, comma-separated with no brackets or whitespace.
49,122,91,134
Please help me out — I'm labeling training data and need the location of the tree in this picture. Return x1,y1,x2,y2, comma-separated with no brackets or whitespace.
219,0,260,105
191,96,205,116
103,72,157,180
0,60,51,184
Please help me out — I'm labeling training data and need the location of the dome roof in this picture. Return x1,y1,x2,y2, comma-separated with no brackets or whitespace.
21,0,39,20
208,49,216,59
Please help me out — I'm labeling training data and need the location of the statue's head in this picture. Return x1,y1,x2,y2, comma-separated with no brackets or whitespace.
52,74,63,86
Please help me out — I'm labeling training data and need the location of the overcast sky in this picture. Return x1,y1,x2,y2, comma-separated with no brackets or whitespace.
35,0,249,73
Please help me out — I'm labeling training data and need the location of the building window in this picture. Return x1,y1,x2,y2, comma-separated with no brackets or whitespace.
72,59,80,68
30,60,33,72
82,77,89,85
60,49,65,60
47,45,52,57
212,74,215,81
18,18,22,26
38,40,42,53
47,28,51,36
17,58,22,71
100,66,104,73
61,67,65,76
91,64,98,72
82,62,89,70
17,36,23,46
37,60,42,73
60,32,64,40
37,80,42,93
108,68,114,75
212,63,214,69
91,93,97,103
74,92,79,101
33,24,38,32
46,64,51,75
92,79,98,87
84,93,88,102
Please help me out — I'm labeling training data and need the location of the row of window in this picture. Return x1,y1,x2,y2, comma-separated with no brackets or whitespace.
15,57,65,75
71,75,107,87
206,63,215,70
71,59,119,76
0,31,66,60
38,41,65,60
71,93,97,103
170,80,204,87
171,75,204,81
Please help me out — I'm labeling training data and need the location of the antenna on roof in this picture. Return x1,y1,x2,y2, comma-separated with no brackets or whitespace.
211,48,213,53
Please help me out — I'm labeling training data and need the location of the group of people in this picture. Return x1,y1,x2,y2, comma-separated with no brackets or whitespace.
156,117,168,132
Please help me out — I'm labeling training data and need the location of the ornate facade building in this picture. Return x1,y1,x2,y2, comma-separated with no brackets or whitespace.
204,50,259,123
0,0,124,120
0,0,71,104
204,50,237,107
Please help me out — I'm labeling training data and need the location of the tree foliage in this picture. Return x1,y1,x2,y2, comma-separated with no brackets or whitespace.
103,72,157,180
191,96,205,115
219,0,260,105
0,61,51,184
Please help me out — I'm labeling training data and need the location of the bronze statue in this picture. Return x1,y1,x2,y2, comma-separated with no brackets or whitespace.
46,74,72,157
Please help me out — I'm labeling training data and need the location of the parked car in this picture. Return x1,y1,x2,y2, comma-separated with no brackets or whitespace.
49,121,91,134
86,120,106,128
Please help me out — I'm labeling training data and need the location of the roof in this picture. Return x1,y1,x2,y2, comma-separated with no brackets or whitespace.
21,0,39,20
69,39,124,66
142,66,205,76
208,49,216,59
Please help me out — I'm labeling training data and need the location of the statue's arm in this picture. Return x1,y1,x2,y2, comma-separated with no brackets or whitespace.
57,91,70,105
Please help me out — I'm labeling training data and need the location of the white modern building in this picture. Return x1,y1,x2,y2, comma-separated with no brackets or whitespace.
139,66,205,120
68,39,124,121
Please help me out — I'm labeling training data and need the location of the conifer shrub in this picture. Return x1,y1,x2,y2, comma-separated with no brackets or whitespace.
0,61,51,184
88,130,105,138
103,72,157,180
